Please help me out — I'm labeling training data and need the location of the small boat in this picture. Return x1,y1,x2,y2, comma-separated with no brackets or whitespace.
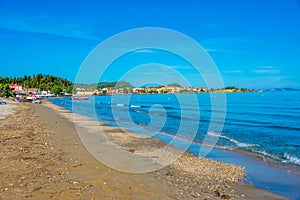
26,94,43,101
71,97,89,100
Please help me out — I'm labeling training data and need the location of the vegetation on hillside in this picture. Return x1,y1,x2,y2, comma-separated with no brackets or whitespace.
98,81,133,89
75,81,134,89
0,74,73,95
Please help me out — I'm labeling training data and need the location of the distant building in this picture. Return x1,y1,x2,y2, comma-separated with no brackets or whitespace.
193,87,207,92
41,90,52,96
107,87,113,93
26,88,39,94
76,88,86,92
201,87,207,92
133,88,142,94
9,84,23,92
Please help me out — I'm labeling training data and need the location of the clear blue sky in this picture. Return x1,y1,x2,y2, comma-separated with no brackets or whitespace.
0,0,300,88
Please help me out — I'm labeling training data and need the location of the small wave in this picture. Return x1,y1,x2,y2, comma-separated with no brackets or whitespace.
130,105,141,108
253,151,300,166
117,103,126,107
226,137,257,148
206,134,300,166
253,150,280,160
283,153,300,165
133,109,144,114
207,131,221,137
207,132,258,148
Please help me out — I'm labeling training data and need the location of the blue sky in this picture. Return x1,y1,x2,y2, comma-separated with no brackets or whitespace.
0,0,300,88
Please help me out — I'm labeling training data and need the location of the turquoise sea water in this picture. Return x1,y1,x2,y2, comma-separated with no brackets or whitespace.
50,91,300,199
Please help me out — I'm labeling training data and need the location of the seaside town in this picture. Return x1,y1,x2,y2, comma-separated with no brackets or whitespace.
75,85,262,96
0,75,263,101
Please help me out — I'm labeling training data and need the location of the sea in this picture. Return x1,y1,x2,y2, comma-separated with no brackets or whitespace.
50,91,300,199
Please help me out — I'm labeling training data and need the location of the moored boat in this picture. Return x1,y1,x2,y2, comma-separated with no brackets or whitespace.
26,94,43,101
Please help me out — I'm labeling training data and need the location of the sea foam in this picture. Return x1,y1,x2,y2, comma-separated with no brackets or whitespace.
207,132,258,148
283,153,300,165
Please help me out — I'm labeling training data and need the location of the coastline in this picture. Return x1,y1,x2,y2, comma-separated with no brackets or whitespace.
36,100,287,199
219,144,300,176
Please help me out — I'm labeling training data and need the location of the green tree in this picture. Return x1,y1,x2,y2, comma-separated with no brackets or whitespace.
225,86,237,90
64,85,74,94
123,87,128,94
51,85,63,95
128,87,133,93
39,83,49,91
1,84,12,97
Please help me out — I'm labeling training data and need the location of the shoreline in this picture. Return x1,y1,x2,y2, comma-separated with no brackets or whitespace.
125,124,300,176
40,100,288,199
55,94,300,170
221,145,300,176
49,96,300,175
141,126,300,199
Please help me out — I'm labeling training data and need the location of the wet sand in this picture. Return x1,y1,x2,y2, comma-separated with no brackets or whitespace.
0,101,287,199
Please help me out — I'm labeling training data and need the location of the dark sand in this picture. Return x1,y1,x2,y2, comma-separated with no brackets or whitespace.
0,101,287,199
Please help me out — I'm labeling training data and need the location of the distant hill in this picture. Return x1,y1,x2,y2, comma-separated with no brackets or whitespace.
75,81,133,89
76,81,185,89
142,83,163,88
74,83,97,89
96,82,116,89
114,81,134,88
167,83,182,87
266,88,300,92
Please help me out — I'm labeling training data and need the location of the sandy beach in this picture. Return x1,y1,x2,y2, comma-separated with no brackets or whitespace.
0,100,287,199
0,98,16,120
